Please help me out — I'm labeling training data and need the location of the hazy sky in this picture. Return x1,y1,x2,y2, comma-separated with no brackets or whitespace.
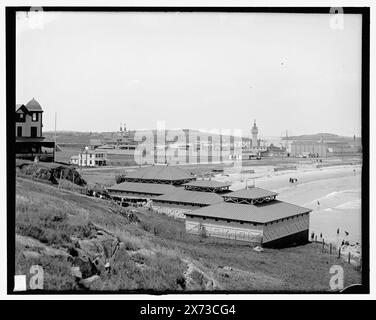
16,11,362,137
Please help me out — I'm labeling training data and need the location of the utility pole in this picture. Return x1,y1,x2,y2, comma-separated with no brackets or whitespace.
54,112,57,162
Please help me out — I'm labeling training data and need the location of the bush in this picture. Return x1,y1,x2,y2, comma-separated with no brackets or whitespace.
115,175,125,184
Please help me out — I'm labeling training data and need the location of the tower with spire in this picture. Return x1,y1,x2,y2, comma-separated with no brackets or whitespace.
251,120,258,147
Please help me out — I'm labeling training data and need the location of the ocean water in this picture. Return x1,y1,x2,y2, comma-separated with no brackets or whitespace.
307,189,361,244
218,165,362,245
276,170,362,245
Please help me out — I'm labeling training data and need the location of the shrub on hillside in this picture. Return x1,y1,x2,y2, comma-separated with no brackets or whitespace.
115,175,125,184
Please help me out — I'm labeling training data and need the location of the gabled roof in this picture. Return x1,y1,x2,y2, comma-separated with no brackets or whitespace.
25,98,43,112
16,104,28,113
124,165,193,182
107,182,176,196
223,187,278,200
185,201,311,223
153,189,224,206
183,180,231,189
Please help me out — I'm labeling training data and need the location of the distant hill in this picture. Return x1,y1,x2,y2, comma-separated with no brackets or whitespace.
44,129,241,145
282,133,361,142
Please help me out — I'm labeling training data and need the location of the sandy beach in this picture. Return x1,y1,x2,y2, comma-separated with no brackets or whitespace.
215,163,362,249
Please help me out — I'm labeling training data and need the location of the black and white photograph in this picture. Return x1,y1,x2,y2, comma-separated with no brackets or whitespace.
5,4,370,297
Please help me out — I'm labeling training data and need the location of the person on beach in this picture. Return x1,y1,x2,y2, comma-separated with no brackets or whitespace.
320,233,322,239
311,232,315,241
337,228,340,236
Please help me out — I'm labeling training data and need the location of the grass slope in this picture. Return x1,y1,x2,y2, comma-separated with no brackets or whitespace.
15,177,361,292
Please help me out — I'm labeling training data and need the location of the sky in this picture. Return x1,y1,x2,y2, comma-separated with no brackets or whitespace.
16,11,362,138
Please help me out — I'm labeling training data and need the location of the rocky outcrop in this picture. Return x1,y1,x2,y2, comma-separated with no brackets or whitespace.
17,222,123,288
16,161,86,186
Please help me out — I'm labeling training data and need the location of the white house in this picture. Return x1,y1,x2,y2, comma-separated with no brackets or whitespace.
70,149,107,167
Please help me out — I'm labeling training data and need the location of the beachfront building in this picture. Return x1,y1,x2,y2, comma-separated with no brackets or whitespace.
70,149,107,167
107,182,176,205
152,189,224,218
182,180,231,193
185,187,312,248
106,164,197,207
15,98,55,162
121,164,196,185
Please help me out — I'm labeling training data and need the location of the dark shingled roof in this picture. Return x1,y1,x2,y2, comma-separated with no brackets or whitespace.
153,189,224,206
107,182,176,195
25,98,43,112
124,165,193,182
224,187,278,200
16,104,24,112
183,180,231,188
186,201,311,223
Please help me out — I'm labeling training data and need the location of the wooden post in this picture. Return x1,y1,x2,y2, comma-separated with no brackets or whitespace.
348,252,351,264
338,247,341,259
330,243,332,254
58,169,63,189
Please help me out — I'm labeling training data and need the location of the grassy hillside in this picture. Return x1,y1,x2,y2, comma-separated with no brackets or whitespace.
15,177,361,292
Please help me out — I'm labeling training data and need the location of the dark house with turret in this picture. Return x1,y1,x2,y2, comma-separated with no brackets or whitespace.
15,98,55,162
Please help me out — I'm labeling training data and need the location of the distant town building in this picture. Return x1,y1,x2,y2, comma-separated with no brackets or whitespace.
262,143,287,157
15,98,55,162
289,134,361,157
251,120,259,148
70,149,107,167
290,138,327,157
230,120,266,160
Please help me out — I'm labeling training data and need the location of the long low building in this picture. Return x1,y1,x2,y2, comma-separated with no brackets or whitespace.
182,180,232,193
151,189,224,218
152,189,224,209
185,200,311,248
222,187,278,204
107,182,176,198
122,164,195,185
184,185,312,248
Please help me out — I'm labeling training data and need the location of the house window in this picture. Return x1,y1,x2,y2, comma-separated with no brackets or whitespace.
32,113,38,122
30,127,37,137
17,126,22,137
17,113,25,122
